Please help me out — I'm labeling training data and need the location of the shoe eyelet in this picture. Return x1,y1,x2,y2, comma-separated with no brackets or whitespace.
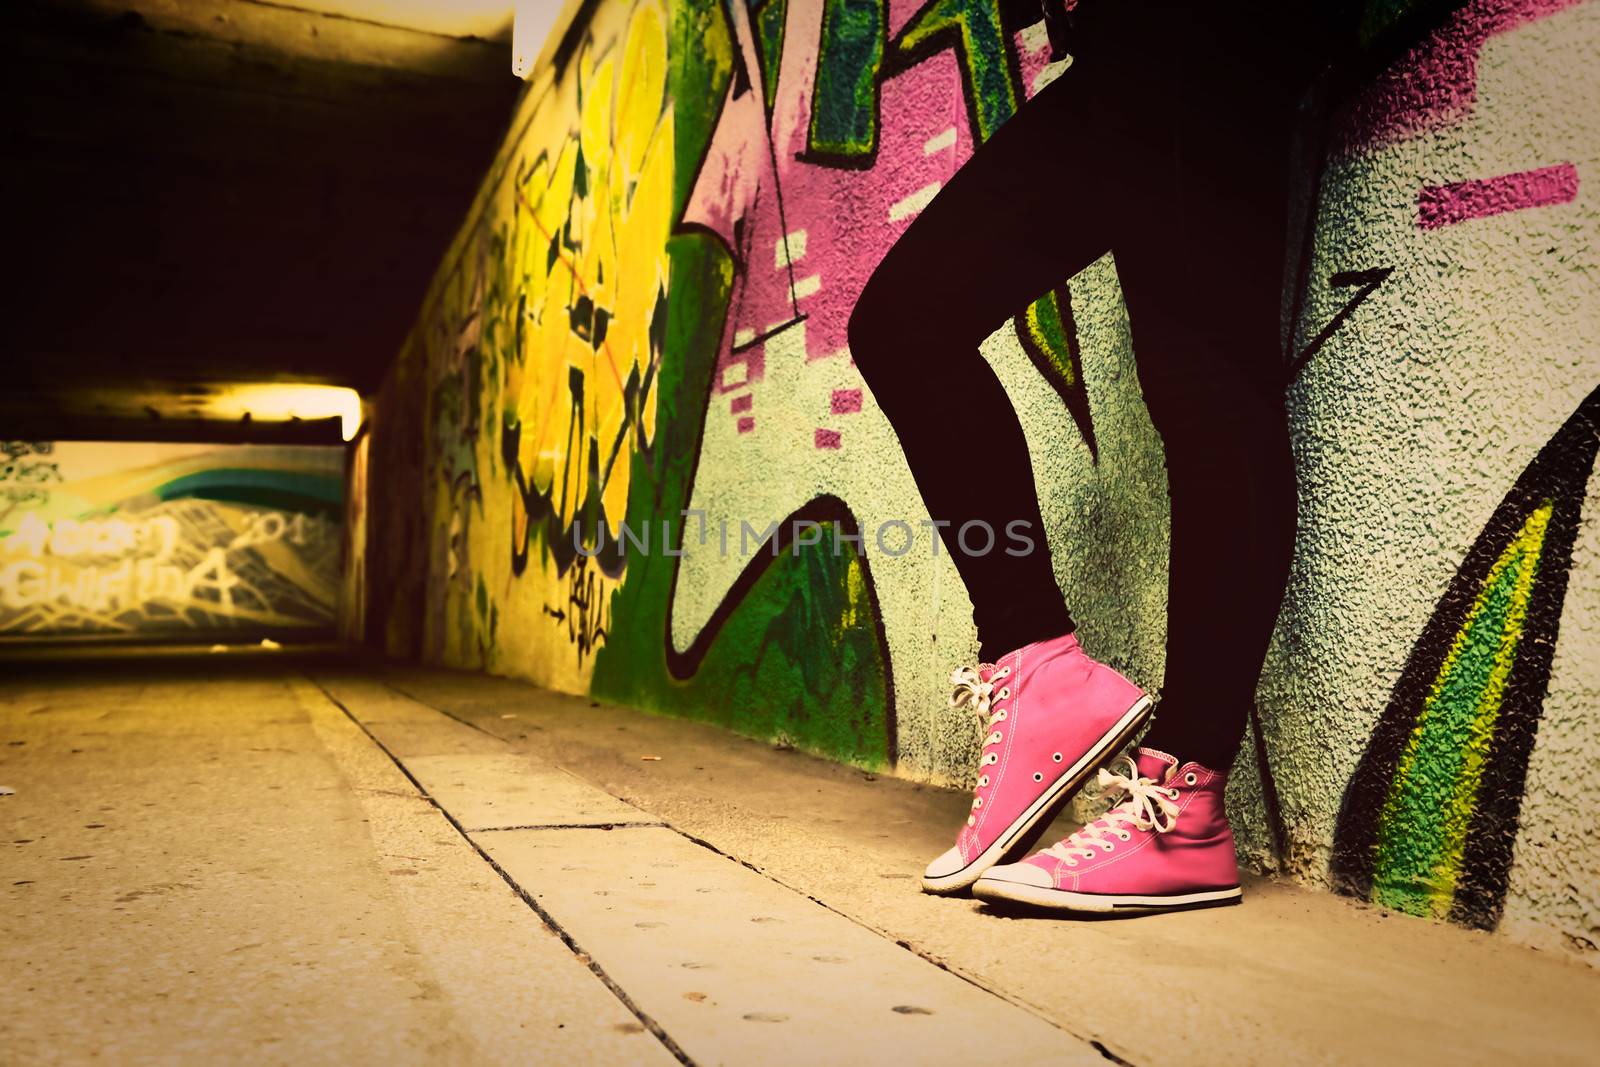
1032,772,1043,782
984,754,998,766
967,816,976,826
1102,844,1114,853
1065,859,1078,868
1184,772,1198,786
1168,789,1179,799
973,797,983,809
1052,753,1062,763
995,710,1007,720
998,688,1009,699
978,775,989,787
1117,831,1130,841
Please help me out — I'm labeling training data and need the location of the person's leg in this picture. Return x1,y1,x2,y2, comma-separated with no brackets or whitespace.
848,11,1145,661
1109,11,1304,772
865,12,1176,895
965,4,1315,913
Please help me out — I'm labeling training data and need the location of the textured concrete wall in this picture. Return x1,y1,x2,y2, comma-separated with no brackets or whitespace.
1253,0,1600,955
362,0,1600,960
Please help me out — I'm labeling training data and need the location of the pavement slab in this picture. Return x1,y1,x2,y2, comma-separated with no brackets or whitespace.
1,658,674,1065
402,752,662,831
475,825,1096,1065
317,667,1099,1063
312,673,662,831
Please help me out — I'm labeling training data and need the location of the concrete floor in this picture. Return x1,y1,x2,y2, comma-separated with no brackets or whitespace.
3,649,1598,1065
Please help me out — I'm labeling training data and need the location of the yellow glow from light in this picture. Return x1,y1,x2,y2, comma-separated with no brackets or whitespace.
211,385,364,442
513,0,565,77
287,1,514,40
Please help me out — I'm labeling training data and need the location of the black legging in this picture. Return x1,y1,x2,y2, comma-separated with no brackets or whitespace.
847,4,1311,770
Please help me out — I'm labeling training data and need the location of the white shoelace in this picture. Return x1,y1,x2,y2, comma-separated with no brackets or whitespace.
1042,756,1179,864
949,664,1009,741
949,664,1012,822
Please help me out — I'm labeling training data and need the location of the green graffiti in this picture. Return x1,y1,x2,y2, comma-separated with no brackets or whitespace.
1371,505,1548,918
806,0,1022,162
590,0,890,765
752,0,787,110
894,0,1018,145
1020,291,1075,388
590,237,892,765
157,468,343,518
808,0,886,161
1014,286,1097,461
1332,387,1599,930
673,0,735,207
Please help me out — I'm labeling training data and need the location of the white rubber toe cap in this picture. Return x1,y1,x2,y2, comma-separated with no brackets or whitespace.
976,861,1052,888
923,845,967,881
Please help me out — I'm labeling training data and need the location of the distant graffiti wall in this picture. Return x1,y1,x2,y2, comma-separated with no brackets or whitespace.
361,0,1600,960
2,442,343,637
338,433,370,644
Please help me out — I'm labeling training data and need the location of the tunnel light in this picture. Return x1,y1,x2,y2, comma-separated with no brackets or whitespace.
513,0,563,78
211,385,364,442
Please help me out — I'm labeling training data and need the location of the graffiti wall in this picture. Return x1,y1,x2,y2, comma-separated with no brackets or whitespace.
361,0,1599,959
338,433,370,644
1,442,343,637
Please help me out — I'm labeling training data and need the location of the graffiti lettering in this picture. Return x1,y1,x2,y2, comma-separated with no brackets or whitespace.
0,443,64,511
0,551,231,615
1,512,180,562
0,443,342,635
545,554,609,666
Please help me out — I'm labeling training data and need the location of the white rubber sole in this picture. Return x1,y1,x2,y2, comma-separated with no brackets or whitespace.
921,694,1154,896
970,878,1243,913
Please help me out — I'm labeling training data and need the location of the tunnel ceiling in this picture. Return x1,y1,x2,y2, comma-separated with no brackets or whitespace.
5,0,521,439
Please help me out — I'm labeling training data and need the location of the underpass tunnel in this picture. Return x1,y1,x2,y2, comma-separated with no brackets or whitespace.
4,0,525,652
8,1,1600,1062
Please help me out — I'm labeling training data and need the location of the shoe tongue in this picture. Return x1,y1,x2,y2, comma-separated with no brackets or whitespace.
1135,747,1178,783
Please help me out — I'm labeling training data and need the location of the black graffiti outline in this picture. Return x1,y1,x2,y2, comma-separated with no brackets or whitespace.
1329,383,1600,929
1012,282,1098,462
1286,266,1394,384
659,491,900,765
545,553,609,666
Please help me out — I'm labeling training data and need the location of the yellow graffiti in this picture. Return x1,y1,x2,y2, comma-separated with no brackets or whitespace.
504,0,673,542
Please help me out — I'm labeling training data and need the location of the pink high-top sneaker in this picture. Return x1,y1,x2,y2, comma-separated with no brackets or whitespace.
922,633,1153,895
970,747,1242,912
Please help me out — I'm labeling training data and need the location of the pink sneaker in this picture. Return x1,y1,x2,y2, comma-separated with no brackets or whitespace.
971,748,1243,912
922,633,1153,895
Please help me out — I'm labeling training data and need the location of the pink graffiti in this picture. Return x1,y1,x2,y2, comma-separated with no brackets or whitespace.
1418,162,1579,228
1339,0,1581,155
683,0,1009,449
1013,21,1061,101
